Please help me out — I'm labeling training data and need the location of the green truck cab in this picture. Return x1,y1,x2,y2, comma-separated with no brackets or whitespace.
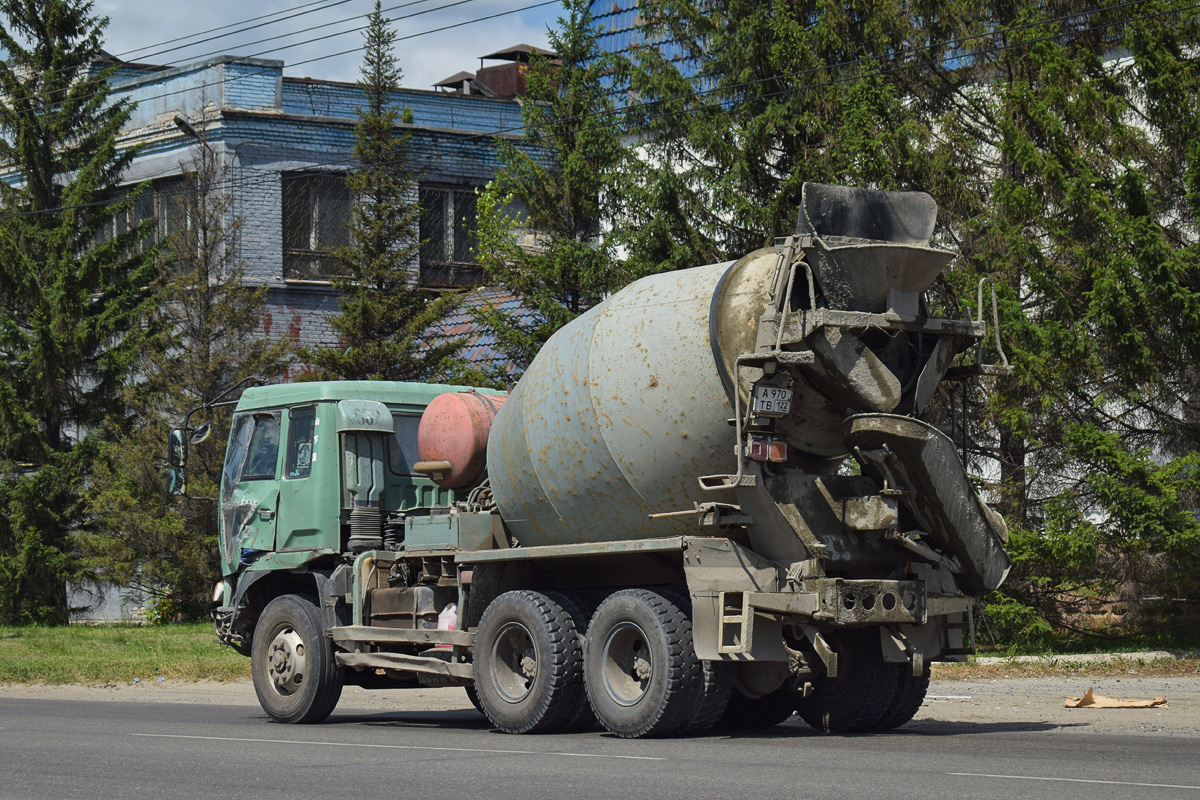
203,381,502,713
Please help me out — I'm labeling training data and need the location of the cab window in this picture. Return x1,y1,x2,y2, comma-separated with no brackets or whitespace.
285,406,316,479
222,414,255,503
241,413,281,480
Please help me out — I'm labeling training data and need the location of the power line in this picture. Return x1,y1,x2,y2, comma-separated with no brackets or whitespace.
1,0,1192,221
49,0,554,116
21,0,494,107
149,0,472,69
18,0,362,98
115,0,358,63
123,0,362,65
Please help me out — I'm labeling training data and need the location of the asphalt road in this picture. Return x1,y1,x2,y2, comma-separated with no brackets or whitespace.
2,694,1200,800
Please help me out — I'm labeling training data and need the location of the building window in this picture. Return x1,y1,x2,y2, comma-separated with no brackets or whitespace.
419,184,481,288
156,176,192,245
96,185,155,253
282,172,351,281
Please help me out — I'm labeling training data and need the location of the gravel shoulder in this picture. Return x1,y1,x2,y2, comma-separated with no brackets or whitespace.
4,672,1199,736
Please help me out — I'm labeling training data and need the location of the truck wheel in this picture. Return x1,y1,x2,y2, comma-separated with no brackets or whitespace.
873,663,930,730
718,685,797,729
251,594,343,724
794,629,897,734
584,589,703,738
472,590,586,734
544,590,598,732
659,589,732,735
464,684,484,715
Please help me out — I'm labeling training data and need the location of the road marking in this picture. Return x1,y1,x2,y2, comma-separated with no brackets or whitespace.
949,772,1200,790
129,733,665,761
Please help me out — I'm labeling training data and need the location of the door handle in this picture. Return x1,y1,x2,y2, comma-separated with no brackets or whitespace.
258,508,275,521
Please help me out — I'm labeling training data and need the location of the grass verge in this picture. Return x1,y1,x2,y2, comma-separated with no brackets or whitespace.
0,623,249,684
3,623,1198,686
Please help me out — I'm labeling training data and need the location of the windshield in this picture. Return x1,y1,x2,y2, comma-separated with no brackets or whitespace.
221,414,254,504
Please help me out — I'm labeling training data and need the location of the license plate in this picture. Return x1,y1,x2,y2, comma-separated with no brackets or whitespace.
752,384,792,416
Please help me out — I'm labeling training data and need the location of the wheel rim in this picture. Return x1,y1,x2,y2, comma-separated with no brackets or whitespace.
490,621,538,703
600,621,653,707
266,625,307,697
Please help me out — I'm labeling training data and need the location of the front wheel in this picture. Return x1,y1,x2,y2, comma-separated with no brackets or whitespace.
251,594,343,724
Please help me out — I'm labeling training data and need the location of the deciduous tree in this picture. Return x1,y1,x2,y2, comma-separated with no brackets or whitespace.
80,132,289,620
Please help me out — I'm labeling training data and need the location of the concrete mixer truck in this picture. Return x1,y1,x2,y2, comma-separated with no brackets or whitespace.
176,183,1012,738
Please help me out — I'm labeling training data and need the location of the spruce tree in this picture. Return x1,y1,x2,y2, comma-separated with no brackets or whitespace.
938,1,1200,639
0,0,156,623
624,0,971,269
474,0,635,372
302,1,464,381
622,0,1200,638
79,134,290,620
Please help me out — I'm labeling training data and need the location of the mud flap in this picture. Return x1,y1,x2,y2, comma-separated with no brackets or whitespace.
846,413,1011,595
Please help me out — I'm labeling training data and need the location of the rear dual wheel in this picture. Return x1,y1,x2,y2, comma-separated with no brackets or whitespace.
584,589,714,738
718,684,797,729
794,629,897,734
471,590,589,734
875,663,930,730
474,587,729,738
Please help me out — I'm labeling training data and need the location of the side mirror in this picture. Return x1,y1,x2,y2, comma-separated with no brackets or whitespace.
168,429,186,468
168,429,187,496
189,421,212,444
167,467,187,497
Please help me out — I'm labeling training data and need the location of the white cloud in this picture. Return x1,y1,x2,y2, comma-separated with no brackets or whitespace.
95,0,558,90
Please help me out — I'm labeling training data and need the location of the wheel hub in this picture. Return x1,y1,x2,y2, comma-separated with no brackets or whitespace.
266,626,307,696
491,621,537,704
601,622,652,707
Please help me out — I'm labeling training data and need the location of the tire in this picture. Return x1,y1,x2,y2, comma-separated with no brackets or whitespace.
544,590,598,732
251,594,343,724
873,663,930,731
659,589,733,735
472,590,586,734
678,658,734,734
464,684,484,715
794,629,897,734
718,685,797,730
584,589,703,739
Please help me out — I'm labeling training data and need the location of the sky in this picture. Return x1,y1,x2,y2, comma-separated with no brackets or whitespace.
96,0,561,91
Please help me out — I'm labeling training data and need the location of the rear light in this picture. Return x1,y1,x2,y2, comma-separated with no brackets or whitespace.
747,435,788,463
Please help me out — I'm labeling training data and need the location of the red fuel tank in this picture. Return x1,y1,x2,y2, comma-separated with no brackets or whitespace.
417,391,508,488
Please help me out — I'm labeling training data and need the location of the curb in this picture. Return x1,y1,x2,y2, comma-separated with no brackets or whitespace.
973,650,1197,666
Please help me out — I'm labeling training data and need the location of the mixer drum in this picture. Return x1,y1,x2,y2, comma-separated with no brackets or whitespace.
486,261,746,547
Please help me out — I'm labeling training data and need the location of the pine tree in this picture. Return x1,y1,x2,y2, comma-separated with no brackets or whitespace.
0,0,157,623
474,0,636,372
302,1,464,381
79,132,290,620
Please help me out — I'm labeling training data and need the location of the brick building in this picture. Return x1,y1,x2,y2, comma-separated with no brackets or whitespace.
105,51,537,358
